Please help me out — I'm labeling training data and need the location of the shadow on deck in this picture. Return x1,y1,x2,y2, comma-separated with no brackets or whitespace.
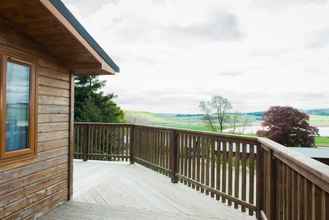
41,160,255,220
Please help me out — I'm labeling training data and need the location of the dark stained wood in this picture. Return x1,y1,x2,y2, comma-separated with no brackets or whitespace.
248,144,255,215
241,143,247,212
210,137,215,198
205,137,210,194
216,139,222,201
196,136,200,191
184,134,188,185
171,130,178,183
68,73,74,200
228,141,233,205
257,138,329,220
234,143,240,208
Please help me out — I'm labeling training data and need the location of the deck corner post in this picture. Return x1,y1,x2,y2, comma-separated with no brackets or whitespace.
171,130,179,183
256,142,277,220
130,124,135,164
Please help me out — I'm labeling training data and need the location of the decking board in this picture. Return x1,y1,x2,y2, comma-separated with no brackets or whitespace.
42,160,255,220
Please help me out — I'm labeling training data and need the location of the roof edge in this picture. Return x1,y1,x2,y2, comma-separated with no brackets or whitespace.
46,0,120,73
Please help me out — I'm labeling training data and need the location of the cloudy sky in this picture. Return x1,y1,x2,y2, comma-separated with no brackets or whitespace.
64,0,329,113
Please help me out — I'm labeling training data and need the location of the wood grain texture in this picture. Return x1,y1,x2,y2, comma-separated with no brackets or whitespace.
0,19,70,219
42,160,255,220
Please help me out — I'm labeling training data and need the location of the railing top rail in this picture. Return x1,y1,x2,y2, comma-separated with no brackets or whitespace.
75,122,132,126
74,122,258,142
258,137,329,192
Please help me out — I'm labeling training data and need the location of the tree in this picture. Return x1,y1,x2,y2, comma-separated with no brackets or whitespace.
228,112,252,134
75,76,125,123
257,106,319,147
199,96,232,132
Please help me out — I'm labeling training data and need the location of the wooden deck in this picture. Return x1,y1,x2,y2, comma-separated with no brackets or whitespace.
41,160,255,220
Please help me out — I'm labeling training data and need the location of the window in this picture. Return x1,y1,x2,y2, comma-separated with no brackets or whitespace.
0,55,36,161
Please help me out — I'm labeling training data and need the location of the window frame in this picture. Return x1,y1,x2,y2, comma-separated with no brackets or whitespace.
0,53,37,161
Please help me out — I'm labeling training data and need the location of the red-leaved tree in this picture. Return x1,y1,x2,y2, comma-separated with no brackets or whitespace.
257,106,319,147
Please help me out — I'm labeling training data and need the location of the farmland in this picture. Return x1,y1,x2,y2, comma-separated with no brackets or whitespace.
125,111,329,147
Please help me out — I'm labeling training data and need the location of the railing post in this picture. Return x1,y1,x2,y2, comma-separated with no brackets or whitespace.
130,125,135,164
256,143,263,219
256,143,277,220
171,130,178,183
83,124,90,162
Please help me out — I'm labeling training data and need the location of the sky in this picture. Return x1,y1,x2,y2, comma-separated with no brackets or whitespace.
63,0,329,113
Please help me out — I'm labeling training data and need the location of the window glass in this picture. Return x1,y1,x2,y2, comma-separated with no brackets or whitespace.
5,62,30,152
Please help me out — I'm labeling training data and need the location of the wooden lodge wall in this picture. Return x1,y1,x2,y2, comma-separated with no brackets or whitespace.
0,20,72,219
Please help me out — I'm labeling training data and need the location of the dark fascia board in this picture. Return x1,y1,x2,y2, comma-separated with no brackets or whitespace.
49,0,120,73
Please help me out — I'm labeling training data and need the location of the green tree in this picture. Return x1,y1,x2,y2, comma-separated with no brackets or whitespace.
75,76,125,122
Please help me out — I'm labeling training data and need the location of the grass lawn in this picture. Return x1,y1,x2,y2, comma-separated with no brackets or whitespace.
315,136,329,147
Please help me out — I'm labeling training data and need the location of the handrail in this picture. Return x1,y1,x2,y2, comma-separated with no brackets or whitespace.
257,137,329,220
258,137,329,193
75,122,258,142
75,122,132,126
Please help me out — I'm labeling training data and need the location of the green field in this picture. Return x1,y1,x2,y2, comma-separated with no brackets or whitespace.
125,111,329,147
309,115,329,127
316,136,329,147
125,111,210,131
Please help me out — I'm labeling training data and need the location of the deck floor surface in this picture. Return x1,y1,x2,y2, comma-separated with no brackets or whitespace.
41,160,256,220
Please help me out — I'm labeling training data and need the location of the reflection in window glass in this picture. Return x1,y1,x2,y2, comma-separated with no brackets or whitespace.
6,62,30,152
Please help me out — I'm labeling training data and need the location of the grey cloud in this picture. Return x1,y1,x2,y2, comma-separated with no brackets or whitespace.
111,11,244,44
169,12,244,42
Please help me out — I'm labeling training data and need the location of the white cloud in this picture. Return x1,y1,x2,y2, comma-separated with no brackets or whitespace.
64,0,329,113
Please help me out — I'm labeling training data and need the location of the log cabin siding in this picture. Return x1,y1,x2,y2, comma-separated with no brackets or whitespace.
0,21,71,219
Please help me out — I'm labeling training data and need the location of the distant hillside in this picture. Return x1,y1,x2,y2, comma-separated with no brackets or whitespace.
125,109,329,130
124,111,211,131
244,108,329,120
245,112,264,121
305,108,329,116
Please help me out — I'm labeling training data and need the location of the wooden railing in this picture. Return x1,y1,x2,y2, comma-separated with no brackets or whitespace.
257,138,329,220
74,123,132,161
74,123,329,219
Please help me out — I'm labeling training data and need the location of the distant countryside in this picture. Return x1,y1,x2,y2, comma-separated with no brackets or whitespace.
125,109,329,147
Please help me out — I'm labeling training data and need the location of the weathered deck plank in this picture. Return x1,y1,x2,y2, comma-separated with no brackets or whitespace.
41,160,255,220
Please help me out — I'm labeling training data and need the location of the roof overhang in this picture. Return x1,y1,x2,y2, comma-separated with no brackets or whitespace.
0,0,119,75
